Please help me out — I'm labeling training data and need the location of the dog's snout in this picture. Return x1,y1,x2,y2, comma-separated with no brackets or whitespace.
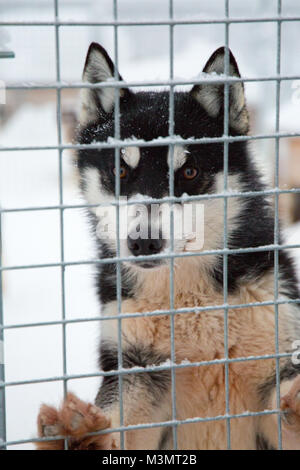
127,233,164,257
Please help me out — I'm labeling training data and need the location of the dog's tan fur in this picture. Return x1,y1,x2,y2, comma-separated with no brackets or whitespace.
36,257,300,450
98,259,294,449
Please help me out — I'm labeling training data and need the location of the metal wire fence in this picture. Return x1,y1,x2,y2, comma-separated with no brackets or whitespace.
1,0,300,450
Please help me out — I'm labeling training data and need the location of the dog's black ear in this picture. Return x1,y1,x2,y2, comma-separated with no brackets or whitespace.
80,42,132,125
191,47,249,134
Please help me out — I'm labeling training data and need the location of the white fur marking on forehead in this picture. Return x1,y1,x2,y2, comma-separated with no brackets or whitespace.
121,146,140,169
168,145,189,171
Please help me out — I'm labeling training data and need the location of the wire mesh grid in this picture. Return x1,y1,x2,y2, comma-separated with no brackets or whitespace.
1,0,300,450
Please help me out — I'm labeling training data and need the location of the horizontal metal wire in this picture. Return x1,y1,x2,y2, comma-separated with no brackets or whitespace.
0,51,15,59
1,131,300,154
1,242,300,272
3,407,282,448
0,351,292,388
1,15,300,27
1,187,300,214
1,297,300,331
5,73,300,91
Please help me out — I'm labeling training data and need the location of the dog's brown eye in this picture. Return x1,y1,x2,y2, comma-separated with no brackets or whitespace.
113,166,127,179
183,167,198,180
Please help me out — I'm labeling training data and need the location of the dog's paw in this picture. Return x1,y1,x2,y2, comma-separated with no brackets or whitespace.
36,393,115,450
280,375,300,449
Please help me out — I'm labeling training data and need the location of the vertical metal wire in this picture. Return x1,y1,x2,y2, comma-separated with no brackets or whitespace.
113,0,125,451
223,0,231,449
274,0,282,450
0,211,6,450
54,0,68,449
168,0,178,450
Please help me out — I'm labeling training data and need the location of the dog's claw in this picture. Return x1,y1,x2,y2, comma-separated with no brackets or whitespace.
42,424,62,437
36,393,114,450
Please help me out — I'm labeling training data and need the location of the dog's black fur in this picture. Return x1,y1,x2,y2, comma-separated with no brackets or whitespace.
77,44,299,306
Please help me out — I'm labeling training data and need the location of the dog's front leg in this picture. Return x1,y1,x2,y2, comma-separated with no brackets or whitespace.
258,370,300,449
36,342,172,450
94,340,172,450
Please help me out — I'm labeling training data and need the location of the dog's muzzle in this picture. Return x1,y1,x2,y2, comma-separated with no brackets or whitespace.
127,229,165,268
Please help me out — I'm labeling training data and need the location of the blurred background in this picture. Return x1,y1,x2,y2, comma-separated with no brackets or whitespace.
0,0,299,449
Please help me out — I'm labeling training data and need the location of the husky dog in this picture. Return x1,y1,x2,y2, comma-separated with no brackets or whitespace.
36,43,300,450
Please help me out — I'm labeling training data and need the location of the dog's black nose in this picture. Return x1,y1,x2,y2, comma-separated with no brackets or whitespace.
127,235,164,257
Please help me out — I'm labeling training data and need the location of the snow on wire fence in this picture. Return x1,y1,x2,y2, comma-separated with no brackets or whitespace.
1,0,300,450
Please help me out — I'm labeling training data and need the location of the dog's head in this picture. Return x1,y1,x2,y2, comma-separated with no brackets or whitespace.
76,43,250,272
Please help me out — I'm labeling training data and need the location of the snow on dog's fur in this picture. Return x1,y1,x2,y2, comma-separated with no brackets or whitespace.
36,43,300,450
